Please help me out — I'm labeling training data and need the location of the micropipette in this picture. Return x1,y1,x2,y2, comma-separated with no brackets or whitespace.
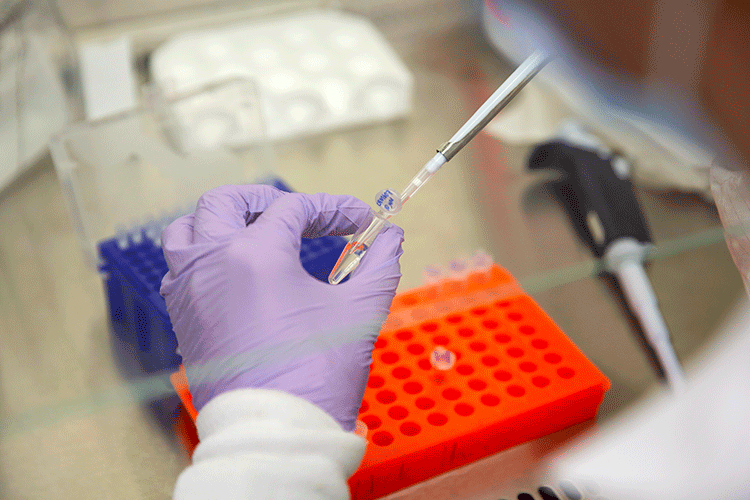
528,122,686,392
328,50,552,285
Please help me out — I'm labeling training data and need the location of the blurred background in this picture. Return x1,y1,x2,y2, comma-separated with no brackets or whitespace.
0,0,743,499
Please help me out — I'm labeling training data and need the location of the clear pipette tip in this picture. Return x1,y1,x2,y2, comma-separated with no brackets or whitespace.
328,210,392,285
328,242,367,285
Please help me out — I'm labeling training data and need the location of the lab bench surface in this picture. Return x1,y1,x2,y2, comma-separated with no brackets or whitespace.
0,12,743,500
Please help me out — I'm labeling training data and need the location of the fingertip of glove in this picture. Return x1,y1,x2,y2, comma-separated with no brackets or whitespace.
161,214,195,248
380,224,405,247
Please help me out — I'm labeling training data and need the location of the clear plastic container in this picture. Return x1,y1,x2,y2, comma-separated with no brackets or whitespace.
50,78,275,265
1,0,79,191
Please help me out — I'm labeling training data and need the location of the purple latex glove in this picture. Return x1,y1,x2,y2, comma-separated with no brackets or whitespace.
160,185,404,431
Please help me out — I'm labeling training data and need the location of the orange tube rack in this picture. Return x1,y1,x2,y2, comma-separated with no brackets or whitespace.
171,264,610,499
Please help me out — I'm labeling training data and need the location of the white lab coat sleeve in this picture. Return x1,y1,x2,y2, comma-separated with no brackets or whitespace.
551,302,750,500
173,389,366,500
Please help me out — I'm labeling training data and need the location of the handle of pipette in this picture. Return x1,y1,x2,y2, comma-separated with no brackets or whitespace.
528,125,652,257
439,50,552,161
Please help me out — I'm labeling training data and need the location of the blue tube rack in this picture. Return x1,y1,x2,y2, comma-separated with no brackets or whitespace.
98,179,348,373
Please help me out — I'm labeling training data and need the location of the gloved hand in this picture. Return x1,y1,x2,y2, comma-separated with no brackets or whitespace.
160,185,404,431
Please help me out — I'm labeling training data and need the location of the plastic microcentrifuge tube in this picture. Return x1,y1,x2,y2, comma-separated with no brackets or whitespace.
354,419,368,438
422,264,444,284
430,346,456,371
448,258,469,278
471,249,493,271
328,210,393,284
470,249,495,282
328,51,551,285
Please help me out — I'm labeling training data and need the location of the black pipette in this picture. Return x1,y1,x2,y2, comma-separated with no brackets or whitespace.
528,122,685,392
